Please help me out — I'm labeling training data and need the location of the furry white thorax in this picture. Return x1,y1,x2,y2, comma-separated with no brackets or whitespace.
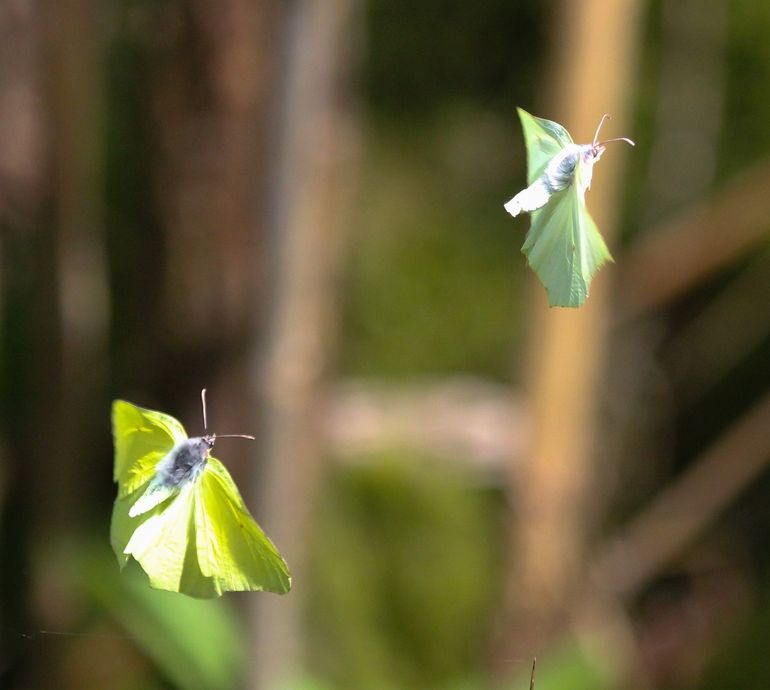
504,143,604,218
127,438,212,518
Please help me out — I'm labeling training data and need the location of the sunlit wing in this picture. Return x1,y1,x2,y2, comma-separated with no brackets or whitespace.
121,482,222,597
521,178,611,308
517,107,573,183
193,458,291,596
112,400,188,497
111,400,189,569
122,483,194,589
128,479,180,518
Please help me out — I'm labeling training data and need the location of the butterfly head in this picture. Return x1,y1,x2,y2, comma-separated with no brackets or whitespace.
589,113,634,160
185,436,215,461
584,144,606,165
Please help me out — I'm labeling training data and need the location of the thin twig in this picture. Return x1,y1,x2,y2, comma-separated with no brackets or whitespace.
592,390,770,597
618,159,770,317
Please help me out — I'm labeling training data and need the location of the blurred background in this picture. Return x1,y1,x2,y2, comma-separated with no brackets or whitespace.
2,0,770,688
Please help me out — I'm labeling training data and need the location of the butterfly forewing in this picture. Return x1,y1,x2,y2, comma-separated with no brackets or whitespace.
112,400,188,496
517,108,574,183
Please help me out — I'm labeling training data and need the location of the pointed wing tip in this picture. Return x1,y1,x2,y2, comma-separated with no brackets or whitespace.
279,574,292,594
268,580,292,596
112,399,133,415
516,107,533,126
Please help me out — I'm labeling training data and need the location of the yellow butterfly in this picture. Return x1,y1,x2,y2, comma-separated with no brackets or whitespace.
110,392,290,598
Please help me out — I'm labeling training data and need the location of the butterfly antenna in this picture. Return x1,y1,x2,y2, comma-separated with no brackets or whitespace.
598,136,636,147
592,113,611,147
201,388,208,432
216,434,256,441
529,657,537,690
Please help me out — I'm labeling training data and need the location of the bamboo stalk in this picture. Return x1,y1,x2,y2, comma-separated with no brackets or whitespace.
249,1,360,686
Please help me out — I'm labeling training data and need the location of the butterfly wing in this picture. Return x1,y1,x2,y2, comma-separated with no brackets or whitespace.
521,168,612,308
111,400,189,568
122,483,193,589
517,107,573,184
112,399,188,494
193,457,291,596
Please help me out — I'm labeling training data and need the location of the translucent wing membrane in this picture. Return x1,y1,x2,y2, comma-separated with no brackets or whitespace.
195,459,291,595
517,107,573,183
119,458,290,598
112,400,187,495
128,477,180,518
123,483,197,593
522,182,612,307
111,401,189,568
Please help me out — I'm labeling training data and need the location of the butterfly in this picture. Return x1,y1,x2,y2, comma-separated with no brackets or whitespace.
110,390,291,598
504,107,634,308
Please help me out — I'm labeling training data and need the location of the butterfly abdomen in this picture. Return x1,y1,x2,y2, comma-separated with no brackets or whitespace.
505,145,583,218
542,145,580,192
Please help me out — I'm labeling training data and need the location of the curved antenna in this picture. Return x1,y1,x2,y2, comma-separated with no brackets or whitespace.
592,113,611,147
201,388,208,432
597,136,635,147
592,113,635,148
200,388,255,440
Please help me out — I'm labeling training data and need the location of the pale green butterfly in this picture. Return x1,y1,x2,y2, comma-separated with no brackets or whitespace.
111,390,291,598
504,108,634,308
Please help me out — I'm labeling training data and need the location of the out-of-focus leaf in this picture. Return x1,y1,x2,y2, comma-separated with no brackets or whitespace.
273,674,337,690
81,542,244,690
308,453,502,690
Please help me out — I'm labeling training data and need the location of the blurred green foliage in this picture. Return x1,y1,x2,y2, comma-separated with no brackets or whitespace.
363,0,547,120
84,542,245,690
341,122,525,380
723,1,770,177
307,452,504,690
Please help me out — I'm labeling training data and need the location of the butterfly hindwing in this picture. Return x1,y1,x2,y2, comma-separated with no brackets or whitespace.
522,181,611,308
122,483,197,592
194,458,291,595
